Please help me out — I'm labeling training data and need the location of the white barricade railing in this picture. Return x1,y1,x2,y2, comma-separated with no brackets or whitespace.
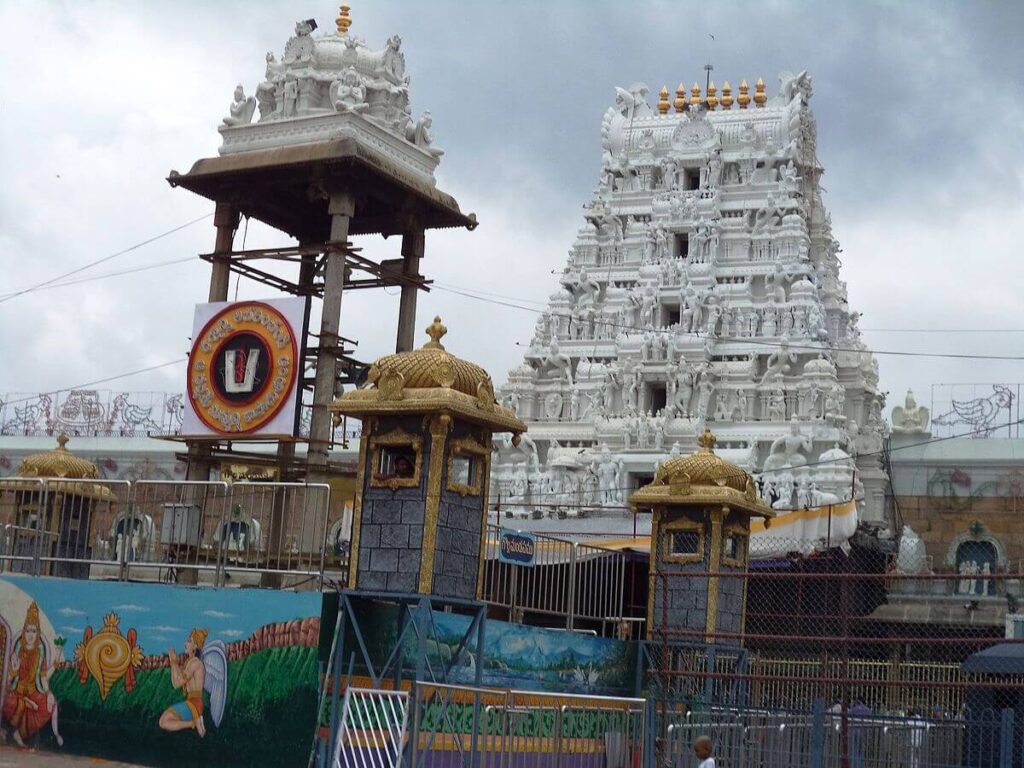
334,688,409,768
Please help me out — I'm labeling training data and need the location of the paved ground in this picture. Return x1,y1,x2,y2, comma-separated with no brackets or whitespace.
0,747,146,767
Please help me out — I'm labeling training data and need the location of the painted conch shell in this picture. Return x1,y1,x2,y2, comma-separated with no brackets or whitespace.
74,613,143,700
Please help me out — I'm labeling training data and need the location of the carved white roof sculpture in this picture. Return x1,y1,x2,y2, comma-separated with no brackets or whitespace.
491,74,890,532
216,6,443,185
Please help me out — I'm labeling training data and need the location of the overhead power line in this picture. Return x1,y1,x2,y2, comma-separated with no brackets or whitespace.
0,256,198,301
0,212,212,305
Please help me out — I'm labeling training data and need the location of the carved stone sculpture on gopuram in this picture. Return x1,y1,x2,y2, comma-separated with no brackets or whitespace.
491,73,890,527
215,5,443,184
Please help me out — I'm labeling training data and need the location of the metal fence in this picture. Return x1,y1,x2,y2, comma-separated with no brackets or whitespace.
405,683,645,768
656,704,1015,768
0,477,332,588
328,683,1024,768
334,687,409,768
481,525,627,632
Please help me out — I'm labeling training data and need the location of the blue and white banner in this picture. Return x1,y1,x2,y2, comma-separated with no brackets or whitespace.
498,530,536,567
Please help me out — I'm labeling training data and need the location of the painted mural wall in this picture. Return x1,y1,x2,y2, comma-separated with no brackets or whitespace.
0,575,321,767
341,598,636,697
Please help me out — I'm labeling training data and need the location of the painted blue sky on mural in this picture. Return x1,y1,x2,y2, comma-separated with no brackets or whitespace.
1,575,321,654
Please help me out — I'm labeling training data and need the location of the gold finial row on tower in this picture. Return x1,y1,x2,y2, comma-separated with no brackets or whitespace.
656,76,767,114
721,81,733,110
674,83,686,113
336,4,352,35
706,82,718,111
754,77,767,107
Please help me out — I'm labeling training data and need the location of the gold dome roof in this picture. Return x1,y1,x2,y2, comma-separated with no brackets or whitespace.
332,316,527,435
631,428,774,518
365,316,492,398
18,434,100,480
654,428,749,492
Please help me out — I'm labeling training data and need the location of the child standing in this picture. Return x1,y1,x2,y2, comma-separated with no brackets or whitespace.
694,735,715,768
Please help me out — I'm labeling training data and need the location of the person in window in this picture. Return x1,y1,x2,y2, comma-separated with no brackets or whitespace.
394,455,414,478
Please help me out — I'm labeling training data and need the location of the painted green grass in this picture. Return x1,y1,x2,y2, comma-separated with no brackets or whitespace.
33,646,319,768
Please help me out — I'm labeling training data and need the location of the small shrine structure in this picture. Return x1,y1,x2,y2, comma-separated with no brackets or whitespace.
2,435,116,579
631,428,774,643
332,316,526,598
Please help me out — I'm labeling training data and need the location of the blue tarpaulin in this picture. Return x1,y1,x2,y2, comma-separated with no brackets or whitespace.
962,643,1024,675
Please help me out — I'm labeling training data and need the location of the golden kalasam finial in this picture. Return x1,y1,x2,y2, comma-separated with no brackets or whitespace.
697,427,717,452
337,4,352,35
706,81,718,111
754,77,766,107
57,433,70,450
738,79,750,109
657,86,670,115
424,316,447,349
674,83,686,113
721,81,733,110
690,82,702,107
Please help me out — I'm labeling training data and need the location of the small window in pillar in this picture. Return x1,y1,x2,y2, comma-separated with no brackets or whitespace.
723,530,748,567
663,520,704,564
369,428,423,490
379,446,417,478
451,455,475,487
447,437,489,497
671,531,700,556
683,169,700,191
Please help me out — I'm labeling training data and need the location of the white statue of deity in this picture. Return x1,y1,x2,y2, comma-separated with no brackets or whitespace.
891,389,930,434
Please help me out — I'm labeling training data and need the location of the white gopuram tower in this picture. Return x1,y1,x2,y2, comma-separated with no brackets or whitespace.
492,74,889,530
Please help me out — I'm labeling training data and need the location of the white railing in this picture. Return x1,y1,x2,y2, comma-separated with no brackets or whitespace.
334,688,409,768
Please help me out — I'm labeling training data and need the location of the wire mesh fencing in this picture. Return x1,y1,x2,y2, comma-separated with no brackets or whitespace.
632,532,1024,767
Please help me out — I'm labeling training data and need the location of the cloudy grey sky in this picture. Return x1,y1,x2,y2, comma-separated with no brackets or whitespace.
2,0,1023,421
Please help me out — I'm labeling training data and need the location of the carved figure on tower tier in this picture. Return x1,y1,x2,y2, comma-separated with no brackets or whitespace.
765,416,812,470
592,445,623,506
695,371,715,422
331,67,369,113
543,339,573,385
223,85,256,126
491,71,890,528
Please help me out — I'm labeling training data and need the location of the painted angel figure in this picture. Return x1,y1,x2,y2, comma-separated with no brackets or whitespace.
159,629,227,738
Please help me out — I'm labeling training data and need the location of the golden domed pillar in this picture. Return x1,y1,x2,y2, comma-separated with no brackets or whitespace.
9,434,116,579
331,317,525,599
630,428,774,643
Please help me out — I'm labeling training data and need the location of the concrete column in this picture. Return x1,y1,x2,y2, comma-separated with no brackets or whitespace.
185,203,239,487
208,203,239,302
395,229,424,352
307,193,354,482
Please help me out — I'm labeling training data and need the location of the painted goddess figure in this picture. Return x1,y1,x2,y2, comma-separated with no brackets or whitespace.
3,601,63,747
